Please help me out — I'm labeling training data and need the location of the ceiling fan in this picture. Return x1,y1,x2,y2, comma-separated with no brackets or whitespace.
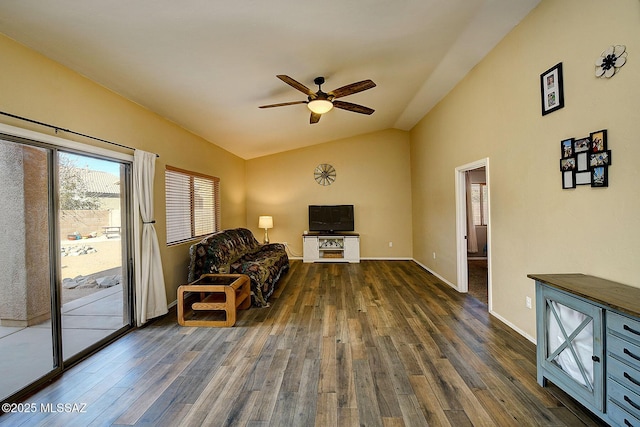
259,75,376,124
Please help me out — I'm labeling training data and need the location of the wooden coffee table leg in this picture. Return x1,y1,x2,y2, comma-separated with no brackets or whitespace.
177,285,187,326
238,277,251,309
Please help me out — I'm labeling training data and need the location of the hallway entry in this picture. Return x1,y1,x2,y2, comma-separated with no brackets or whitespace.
455,159,491,309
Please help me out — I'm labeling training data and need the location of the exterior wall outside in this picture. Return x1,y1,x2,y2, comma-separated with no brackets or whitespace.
0,144,50,326
410,0,640,339
59,210,110,238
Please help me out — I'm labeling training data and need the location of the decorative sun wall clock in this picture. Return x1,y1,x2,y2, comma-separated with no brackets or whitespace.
314,163,336,186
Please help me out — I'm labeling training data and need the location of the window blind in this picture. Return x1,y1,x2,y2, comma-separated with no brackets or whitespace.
471,183,488,226
165,166,220,245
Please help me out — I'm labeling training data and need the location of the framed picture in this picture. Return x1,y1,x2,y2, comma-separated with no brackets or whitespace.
591,166,608,187
560,157,576,171
590,129,607,152
575,171,591,185
590,150,612,168
562,171,576,189
572,137,591,172
576,152,589,171
541,63,564,116
560,138,574,158
574,137,591,153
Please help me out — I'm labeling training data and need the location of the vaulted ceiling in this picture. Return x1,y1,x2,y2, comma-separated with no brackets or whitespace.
0,0,539,159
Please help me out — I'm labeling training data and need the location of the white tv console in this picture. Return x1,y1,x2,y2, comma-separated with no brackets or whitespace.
302,233,360,263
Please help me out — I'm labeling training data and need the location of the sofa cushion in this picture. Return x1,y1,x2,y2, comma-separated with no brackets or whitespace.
230,243,289,306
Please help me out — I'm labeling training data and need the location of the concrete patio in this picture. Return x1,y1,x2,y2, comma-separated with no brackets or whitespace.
0,284,126,400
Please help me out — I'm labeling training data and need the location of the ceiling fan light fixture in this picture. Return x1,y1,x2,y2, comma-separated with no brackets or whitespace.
307,99,333,114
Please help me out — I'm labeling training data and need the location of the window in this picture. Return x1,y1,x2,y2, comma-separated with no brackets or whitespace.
471,183,488,226
165,166,220,245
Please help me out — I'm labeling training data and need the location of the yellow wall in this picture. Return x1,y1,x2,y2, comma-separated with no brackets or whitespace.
0,33,247,304
411,0,640,339
246,129,413,259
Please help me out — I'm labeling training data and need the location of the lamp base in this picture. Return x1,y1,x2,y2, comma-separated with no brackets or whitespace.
263,228,269,244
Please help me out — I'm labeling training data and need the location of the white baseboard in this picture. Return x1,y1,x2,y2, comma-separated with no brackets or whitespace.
489,310,536,344
411,259,458,290
411,258,536,344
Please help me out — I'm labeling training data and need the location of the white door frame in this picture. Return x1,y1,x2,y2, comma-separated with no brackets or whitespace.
455,158,492,309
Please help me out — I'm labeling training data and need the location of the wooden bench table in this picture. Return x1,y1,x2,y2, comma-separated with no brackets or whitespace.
177,274,251,327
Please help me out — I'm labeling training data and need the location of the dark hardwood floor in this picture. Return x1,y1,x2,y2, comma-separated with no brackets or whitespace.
467,259,488,304
1,260,606,426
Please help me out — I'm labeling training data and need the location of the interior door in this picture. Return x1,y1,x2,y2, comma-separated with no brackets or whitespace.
455,158,491,308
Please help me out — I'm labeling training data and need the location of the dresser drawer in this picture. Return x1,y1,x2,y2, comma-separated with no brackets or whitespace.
609,354,640,396
609,333,640,370
609,377,640,419
609,312,640,345
608,400,640,427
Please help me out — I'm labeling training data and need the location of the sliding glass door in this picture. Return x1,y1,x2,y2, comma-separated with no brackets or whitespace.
0,141,56,401
0,137,133,402
58,152,132,361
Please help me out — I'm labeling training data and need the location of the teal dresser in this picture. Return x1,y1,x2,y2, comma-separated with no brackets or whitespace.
530,274,640,426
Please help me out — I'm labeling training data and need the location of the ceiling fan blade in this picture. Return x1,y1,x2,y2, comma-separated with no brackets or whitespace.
310,112,321,124
259,100,307,108
332,100,375,115
329,80,376,99
277,75,315,96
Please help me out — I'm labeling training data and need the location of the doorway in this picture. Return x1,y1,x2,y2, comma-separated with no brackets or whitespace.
455,159,491,309
0,136,134,402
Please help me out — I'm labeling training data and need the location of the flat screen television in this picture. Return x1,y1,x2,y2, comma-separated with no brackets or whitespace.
308,205,354,233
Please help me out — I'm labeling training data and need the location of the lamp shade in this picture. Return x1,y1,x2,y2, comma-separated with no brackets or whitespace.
258,216,273,229
307,99,334,114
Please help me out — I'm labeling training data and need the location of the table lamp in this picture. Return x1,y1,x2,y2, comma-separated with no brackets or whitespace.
258,216,273,244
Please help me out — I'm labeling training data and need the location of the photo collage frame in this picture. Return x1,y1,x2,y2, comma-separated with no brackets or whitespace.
560,129,611,189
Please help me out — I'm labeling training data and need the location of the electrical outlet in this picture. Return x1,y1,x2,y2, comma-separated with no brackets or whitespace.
526,296,532,309
433,252,436,259
388,241,393,247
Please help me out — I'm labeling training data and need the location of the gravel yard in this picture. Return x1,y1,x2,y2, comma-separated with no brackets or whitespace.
60,236,122,305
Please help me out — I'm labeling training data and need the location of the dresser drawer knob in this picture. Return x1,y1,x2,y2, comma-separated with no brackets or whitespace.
625,395,640,412
625,348,640,362
625,372,640,387
624,324,640,336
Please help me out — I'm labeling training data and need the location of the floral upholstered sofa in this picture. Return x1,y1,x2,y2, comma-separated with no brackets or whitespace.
187,228,289,307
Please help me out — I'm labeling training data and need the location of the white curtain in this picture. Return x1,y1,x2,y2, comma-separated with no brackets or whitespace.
465,172,479,253
133,150,168,326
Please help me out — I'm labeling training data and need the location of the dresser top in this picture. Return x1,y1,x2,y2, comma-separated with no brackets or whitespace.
528,273,640,317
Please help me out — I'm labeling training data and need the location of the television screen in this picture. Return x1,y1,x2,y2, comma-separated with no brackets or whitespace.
308,205,354,232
